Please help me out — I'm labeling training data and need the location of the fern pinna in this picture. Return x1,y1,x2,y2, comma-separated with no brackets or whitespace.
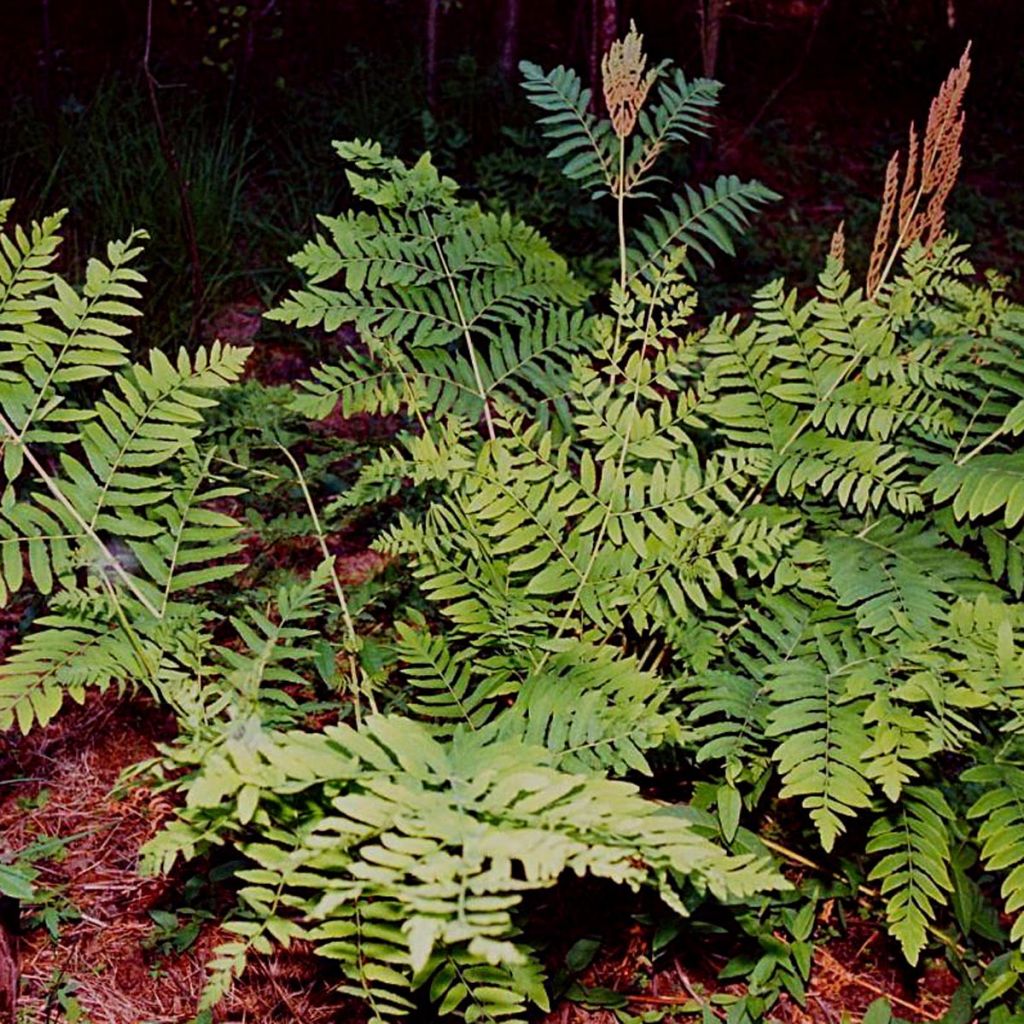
3,23,1024,1024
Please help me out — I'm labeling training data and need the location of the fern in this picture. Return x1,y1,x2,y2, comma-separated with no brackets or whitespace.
965,761,1024,947
147,715,782,1022
518,61,616,192
0,341,248,611
629,177,779,281
866,786,954,964
0,600,144,732
824,517,986,639
764,624,874,851
7,26,1023,1024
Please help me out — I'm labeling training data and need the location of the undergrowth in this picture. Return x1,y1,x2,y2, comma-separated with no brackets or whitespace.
1,22,1023,1024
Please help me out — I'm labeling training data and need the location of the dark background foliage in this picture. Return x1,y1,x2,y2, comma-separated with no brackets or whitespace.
0,0,1020,351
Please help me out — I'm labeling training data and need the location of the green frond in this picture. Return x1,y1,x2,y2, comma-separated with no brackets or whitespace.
155,715,781,1021
217,560,336,714
629,177,778,282
393,618,512,729
0,603,148,732
0,225,148,454
129,450,245,613
924,454,1024,530
0,342,249,606
625,70,721,195
496,640,675,775
518,61,616,193
268,143,586,348
965,762,1024,947
867,786,953,964
765,624,873,851
824,517,987,639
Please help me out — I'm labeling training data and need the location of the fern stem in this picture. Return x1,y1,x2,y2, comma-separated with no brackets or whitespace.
430,233,496,441
277,444,371,723
547,257,663,653
99,573,159,686
951,386,993,463
954,418,1009,465
617,139,627,295
0,411,161,618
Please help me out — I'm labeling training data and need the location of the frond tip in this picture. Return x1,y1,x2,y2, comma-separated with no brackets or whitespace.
828,220,846,266
601,21,657,139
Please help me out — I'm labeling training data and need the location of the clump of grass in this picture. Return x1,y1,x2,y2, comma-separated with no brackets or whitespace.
1,78,255,351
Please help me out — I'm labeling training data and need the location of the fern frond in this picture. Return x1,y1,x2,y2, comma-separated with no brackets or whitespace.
765,626,873,851
518,61,616,193
157,715,781,1021
2,228,148,453
268,145,585,348
496,640,675,775
866,786,953,964
924,454,1024,530
130,450,245,614
965,761,1024,947
394,618,512,729
824,517,986,639
0,604,147,732
625,70,721,195
0,342,248,606
629,177,778,282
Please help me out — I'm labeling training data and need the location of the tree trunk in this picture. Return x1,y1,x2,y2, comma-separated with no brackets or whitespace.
697,0,726,79
425,0,440,111
589,0,618,110
498,0,520,83
0,896,17,1024
598,0,618,49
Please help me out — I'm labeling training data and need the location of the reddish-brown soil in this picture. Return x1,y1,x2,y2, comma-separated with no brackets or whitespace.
1,684,960,1023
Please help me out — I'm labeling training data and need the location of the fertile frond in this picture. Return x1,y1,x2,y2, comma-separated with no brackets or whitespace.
601,21,657,139
866,45,970,296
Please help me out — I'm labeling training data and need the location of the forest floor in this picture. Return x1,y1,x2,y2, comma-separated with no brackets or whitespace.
0,684,960,1023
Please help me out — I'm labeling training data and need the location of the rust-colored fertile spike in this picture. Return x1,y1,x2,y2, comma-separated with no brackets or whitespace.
897,122,919,239
867,153,899,297
923,111,964,246
828,220,846,266
602,20,657,139
864,43,971,297
921,44,971,192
